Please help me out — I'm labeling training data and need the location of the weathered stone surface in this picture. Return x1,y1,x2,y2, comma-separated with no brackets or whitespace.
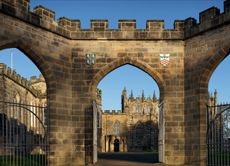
0,0,230,166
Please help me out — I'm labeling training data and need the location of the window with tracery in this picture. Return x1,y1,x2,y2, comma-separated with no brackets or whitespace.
113,120,120,135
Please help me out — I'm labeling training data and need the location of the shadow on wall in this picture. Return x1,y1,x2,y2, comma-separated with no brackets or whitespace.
0,112,46,155
123,120,159,152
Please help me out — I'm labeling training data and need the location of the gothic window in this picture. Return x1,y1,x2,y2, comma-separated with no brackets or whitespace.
113,120,120,135
15,93,20,103
144,105,151,114
136,104,142,113
132,104,136,113
30,100,36,128
133,104,142,114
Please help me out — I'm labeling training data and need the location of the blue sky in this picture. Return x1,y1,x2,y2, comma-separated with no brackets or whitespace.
97,65,159,111
29,0,224,29
0,0,229,110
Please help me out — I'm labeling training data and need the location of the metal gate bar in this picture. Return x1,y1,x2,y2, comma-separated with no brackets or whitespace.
207,104,230,166
0,100,48,166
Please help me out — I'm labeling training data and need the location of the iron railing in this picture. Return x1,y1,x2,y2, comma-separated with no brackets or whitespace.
207,104,230,166
0,100,48,166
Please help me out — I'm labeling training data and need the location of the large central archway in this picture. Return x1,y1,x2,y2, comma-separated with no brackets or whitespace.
90,57,165,100
90,57,165,164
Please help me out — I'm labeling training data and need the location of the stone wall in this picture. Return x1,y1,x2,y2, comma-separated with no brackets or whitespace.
0,63,45,104
0,63,47,156
0,0,229,165
101,113,127,152
184,17,230,165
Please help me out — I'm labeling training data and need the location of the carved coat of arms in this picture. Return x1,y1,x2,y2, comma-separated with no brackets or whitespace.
160,54,170,66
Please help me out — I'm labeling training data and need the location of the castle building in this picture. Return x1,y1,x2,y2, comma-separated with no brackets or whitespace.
0,63,46,105
0,63,47,155
99,87,159,152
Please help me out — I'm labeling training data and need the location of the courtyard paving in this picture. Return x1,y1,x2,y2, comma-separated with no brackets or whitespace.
95,152,165,166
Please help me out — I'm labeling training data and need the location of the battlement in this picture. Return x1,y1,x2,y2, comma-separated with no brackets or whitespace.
128,96,158,101
0,0,183,40
184,1,230,38
0,0,229,39
30,74,45,83
0,63,42,97
103,110,123,114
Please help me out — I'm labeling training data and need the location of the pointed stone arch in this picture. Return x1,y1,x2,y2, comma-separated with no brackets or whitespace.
200,43,230,90
90,57,165,101
0,39,52,93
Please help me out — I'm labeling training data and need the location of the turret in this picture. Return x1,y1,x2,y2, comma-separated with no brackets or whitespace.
152,91,157,101
141,90,145,101
214,89,218,106
121,87,127,112
129,90,134,100
122,87,127,97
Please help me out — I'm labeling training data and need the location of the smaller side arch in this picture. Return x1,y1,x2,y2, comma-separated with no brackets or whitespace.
90,57,165,101
0,39,52,93
200,44,230,91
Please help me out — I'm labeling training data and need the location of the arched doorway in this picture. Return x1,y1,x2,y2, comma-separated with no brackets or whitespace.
91,58,164,164
114,139,120,152
0,48,49,165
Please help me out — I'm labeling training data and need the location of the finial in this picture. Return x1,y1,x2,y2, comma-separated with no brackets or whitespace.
214,89,218,105
214,89,217,96
153,90,157,100
142,89,145,101
130,90,134,99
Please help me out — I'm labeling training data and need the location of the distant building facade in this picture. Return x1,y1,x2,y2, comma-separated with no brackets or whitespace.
0,63,47,155
0,63,46,105
99,87,159,152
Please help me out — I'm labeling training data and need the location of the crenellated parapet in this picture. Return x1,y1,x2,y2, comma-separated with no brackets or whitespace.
0,63,42,97
0,0,229,40
103,110,123,114
0,1,184,40
0,0,30,19
30,74,45,84
184,1,230,38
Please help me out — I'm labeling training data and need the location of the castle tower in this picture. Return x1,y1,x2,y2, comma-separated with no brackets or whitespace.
121,87,127,112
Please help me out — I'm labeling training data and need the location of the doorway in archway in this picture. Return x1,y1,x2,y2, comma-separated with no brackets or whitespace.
114,139,120,152
95,64,161,164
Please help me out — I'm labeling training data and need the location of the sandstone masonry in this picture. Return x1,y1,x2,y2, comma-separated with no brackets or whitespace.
0,0,230,165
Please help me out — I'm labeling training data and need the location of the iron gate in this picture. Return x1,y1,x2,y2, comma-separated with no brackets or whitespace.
207,104,230,166
158,102,164,163
0,100,48,166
